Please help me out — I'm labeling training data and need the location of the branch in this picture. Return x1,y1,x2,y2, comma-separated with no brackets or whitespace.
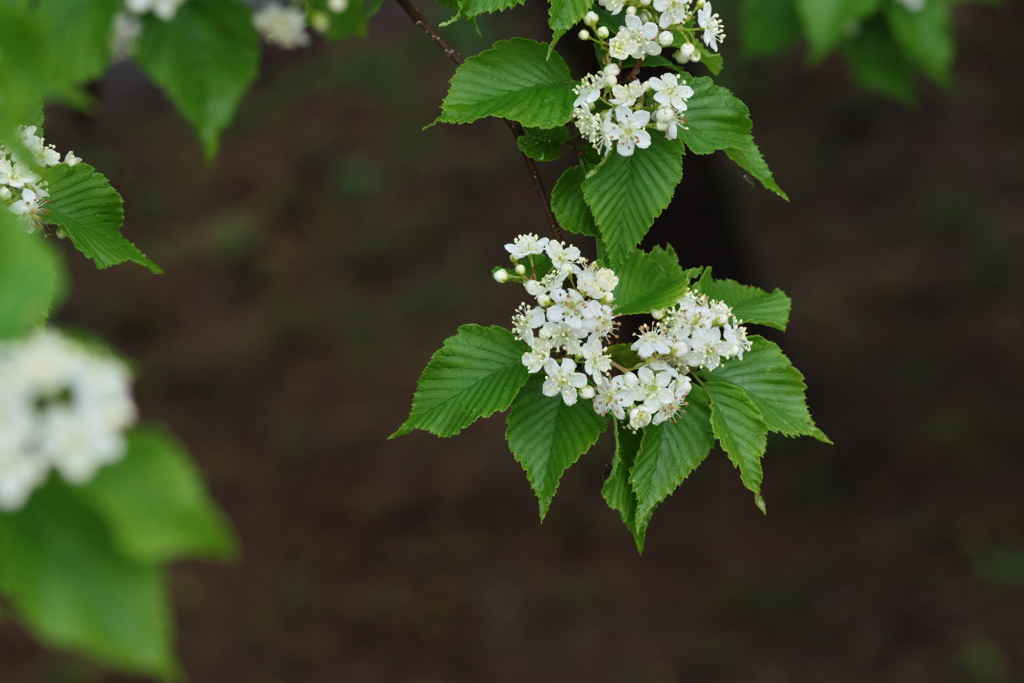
394,0,563,241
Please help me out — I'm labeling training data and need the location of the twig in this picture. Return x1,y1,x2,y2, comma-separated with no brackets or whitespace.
394,0,563,241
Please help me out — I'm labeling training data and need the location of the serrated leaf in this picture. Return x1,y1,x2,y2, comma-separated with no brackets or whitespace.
679,77,787,199
630,385,714,548
40,163,161,273
548,0,592,45
796,0,884,62
458,0,526,19
437,38,576,128
841,15,916,105
135,0,259,158
550,165,597,237
0,215,65,339
516,125,570,162
506,374,608,519
37,0,120,85
393,325,529,438
0,482,178,679
613,245,700,315
703,336,829,442
703,379,769,513
696,51,724,75
886,1,954,85
738,0,801,58
582,135,684,266
72,425,236,565
601,421,643,549
695,269,791,330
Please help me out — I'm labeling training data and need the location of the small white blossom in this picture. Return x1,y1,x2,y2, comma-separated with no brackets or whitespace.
653,0,691,28
606,106,652,157
505,233,549,260
598,0,626,15
253,2,312,50
697,2,725,51
573,73,604,109
542,358,589,406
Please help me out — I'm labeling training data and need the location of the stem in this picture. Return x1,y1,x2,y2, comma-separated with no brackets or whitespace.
394,0,563,241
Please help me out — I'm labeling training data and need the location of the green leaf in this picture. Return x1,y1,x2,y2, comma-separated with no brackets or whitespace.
135,0,259,158
696,50,724,75
0,214,65,339
305,0,378,40
506,374,608,519
703,379,769,513
582,135,684,265
606,343,642,370
613,245,700,316
695,269,791,330
550,164,597,237
796,0,884,62
72,425,236,565
601,421,643,550
886,1,954,85
393,324,529,438
37,0,120,85
703,336,829,442
738,0,801,58
842,15,916,105
40,163,162,273
630,385,714,547
457,0,526,19
516,125,570,162
548,0,592,45
678,77,787,199
0,482,178,679
0,8,51,135
437,38,576,128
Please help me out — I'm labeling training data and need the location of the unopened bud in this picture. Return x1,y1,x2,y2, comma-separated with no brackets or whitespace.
493,269,510,283
651,308,665,320
600,292,615,305
584,10,599,25
596,26,610,38
604,63,621,77
538,294,553,307
578,29,591,40
658,30,674,46
625,5,637,14
514,263,527,275
328,0,348,11
310,11,330,33
579,386,596,400
690,49,701,62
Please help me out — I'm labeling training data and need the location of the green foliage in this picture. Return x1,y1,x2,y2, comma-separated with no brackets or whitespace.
678,77,787,199
393,325,530,438
548,0,593,45
0,7,52,136
704,379,769,513
517,125,571,162
506,374,608,518
41,163,162,273
135,0,259,158
437,38,576,128
601,422,643,549
612,246,699,316
695,269,791,330
630,387,714,547
738,0,801,58
886,1,955,85
73,426,237,565
582,135,685,265
37,0,120,86
306,0,379,39
550,165,599,237
842,15,917,105
700,336,829,443
0,215,65,339
796,0,883,62
0,483,178,680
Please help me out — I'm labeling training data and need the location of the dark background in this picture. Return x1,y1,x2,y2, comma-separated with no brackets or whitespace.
2,1,1022,680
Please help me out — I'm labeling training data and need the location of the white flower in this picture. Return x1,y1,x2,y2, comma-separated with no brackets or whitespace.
631,326,672,358
573,73,604,108
653,0,691,28
598,0,626,15
580,335,612,377
542,358,589,406
609,81,645,107
328,0,349,11
125,0,189,21
607,106,652,157
649,73,694,111
544,240,582,272
622,14,662,59
0,329,137,510
505,233,549,260
110,12,143,61
253,3,312,50
697,2,725,51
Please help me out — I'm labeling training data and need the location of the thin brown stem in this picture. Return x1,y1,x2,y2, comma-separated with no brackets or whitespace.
394,0,562,241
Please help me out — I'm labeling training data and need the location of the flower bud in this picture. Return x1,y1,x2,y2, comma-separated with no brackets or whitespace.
538,294,554,307
310,10,331,33
651,308,665,320
600,292,615,305
625,6,637,14
579,386,596,400
578,29,591,40
584,10,599,25
596,26,610,39
690,49,701,62
604,63,621,77
514,263,527,275
493,269,510,283
328,0,348,11
658,30,674,46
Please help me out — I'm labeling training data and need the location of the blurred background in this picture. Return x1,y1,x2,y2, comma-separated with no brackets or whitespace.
2,0,1022,680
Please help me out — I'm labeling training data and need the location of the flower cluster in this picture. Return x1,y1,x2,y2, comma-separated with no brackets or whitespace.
1,126,81,234
254,0,351,49
495,235,751,431
0,329,137,511
571,0,726,157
